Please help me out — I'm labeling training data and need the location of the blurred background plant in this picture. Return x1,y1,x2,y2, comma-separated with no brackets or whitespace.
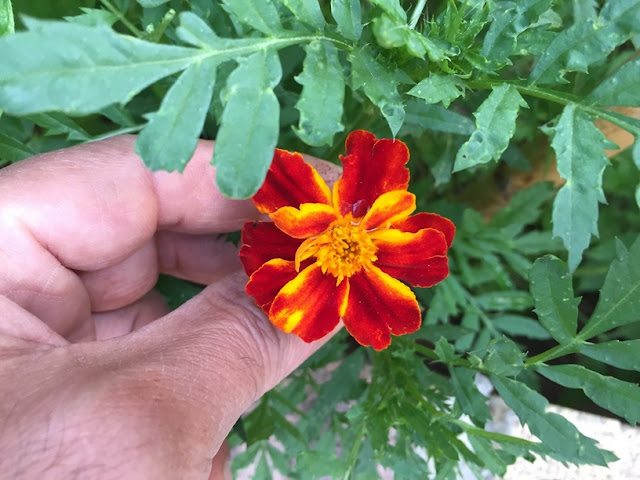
1,0,640,478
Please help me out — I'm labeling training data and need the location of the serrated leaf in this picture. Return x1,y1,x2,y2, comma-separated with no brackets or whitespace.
580,339,640,372
549,104,614,271
450,367,491,424
0,0,14,36
0,17,300,117
294,41,344,146
213,49,281,198
408,74,464,108
491,375,608,465
529,0,640,85
580,237,640,338
221,0,281,35
283,0,325,30
483,338,525,377
27,113,90,141
435,337,458,363
453,84,527,172
372,13,428,58
529,256,580,343
491,314,551,340
330,0,362,41
587,59,640,107
482,0,553,63
348,46,404,135
467,435,508,476
63,7,117,27
0,132,35,163
404,99,474,135
537,364,640,425
0,20,194,115
135,59,216,173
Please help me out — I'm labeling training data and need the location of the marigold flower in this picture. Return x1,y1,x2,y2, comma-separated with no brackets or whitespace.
239,130,455,350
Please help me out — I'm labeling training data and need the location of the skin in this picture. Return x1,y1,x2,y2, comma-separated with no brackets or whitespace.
0,136,341,479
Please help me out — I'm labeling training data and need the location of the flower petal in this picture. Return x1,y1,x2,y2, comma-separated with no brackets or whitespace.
362,191,416,230
392,212,456,247
269,264,349,342
253,149,332,214
246,259,299,313
371,228,449,287
240,221,303,276
343,265,421,350
333,130,410,218
270,203,339,239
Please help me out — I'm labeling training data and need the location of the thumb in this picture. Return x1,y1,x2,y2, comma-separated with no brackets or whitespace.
98,270,337,471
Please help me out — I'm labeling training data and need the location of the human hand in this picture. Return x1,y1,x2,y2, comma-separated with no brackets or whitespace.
0,136,340,479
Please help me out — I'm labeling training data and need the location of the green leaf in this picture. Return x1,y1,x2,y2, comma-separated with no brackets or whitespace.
221,0,282,35
587,58,640,107
0,0,14,36
371,13,428,58
491,375,608,465
0,132,35,163
548,104,615,272
475,290,533,312
483,338,525,377
536,364,640,425
580,339,640,372
404,99,474,135
529,256,580,343
213,49,281,198
491,314,552,340
449,367,491,424
155,274,204,310
434,337,458,363
453,84,527,172
135,58,217,173
408,74,464,108
348,46,404,136
0,19,195,115
283,0,325,30
27,113,90,141
330,0,362,41
482,0,553,64
529,0,640,85
138,0,170,7
467,435,508,476
489,181,554,233
369,0,406,21
580,237,640,338
63,7,118,27
294,41,344,146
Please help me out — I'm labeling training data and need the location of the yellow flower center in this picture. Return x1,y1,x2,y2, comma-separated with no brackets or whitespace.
295,216,378,285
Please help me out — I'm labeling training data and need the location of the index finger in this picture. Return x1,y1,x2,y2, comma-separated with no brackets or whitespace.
0,135,258,272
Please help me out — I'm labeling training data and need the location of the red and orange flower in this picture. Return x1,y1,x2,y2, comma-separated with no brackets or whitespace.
240,130,455,350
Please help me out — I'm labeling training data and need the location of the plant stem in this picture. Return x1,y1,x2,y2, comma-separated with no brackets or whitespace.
409,0,428,29
466,79,640,135
100,0,144,38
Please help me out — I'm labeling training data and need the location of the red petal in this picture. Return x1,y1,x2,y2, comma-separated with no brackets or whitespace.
371,228,449,287
239,221,302,276
252,149,332,214
246,259,299,313
392,212,456,247
362,191,415,230
270,203,339,239
333,131,410,218
269,264,348,343
341,266,420,350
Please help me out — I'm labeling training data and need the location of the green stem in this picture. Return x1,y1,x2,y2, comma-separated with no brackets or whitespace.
524,340,582,366
343,422,366,480
409,0,428,29
466,79,640,135
100,0,144,38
